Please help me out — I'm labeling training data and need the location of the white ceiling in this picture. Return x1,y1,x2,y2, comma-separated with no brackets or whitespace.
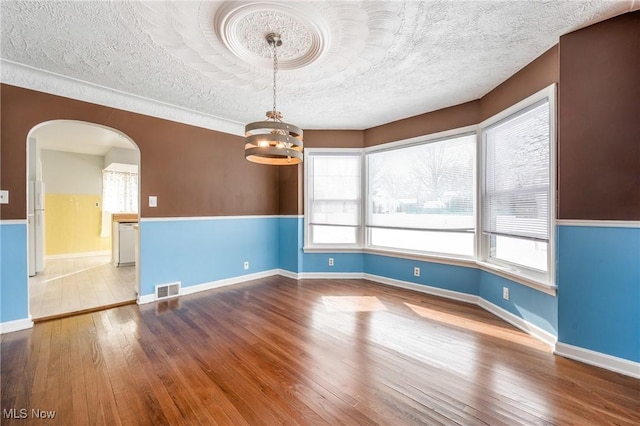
1,1,637,131
32,121,136,156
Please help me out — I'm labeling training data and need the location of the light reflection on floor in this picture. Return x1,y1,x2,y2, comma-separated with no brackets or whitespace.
309,296,553,418
404,302,550,351
321,296,388,313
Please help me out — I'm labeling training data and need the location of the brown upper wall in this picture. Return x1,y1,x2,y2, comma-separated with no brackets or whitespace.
303,130,364,149
558,11,640,220
0,85,279,220
364,100,480,147
278,164,303,215
480,45,559,121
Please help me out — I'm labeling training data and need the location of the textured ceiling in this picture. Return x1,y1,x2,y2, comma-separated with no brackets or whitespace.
0,1,636,131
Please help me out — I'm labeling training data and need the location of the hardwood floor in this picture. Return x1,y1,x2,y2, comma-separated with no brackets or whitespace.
3,276,638,425
29,255,137,320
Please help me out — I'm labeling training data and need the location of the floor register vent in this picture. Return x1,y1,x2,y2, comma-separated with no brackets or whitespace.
155,282,181,301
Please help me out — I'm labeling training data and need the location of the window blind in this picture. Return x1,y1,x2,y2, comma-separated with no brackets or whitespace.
308,154,361,227
483,100,550,242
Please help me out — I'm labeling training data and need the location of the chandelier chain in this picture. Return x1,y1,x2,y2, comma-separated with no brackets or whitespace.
244,32,302,165
272,41,278,119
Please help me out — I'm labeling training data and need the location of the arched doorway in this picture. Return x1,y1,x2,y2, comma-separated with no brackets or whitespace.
26,120,141,320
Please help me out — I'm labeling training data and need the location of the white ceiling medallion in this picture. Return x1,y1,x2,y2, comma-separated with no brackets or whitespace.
213,2,330,70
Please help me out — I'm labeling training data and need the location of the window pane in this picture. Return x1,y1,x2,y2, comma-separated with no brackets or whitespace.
368,134,475,230
312,225,357,245
310,200,359,226
307,153,361,245
312,156,360,200
482,98,551,274
103,170,138,213
366,134,475,255
370,228,474,257
484,101,549,241
492,235,547,271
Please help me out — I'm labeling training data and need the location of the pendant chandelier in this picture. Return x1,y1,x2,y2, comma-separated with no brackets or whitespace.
244,33,303,165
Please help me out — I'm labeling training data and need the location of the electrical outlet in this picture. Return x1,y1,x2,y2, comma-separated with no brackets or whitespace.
414,267,420,277
503,287,510,300
328,258,334,266
243,261,249,270
0,190,8,204
149,195,157,207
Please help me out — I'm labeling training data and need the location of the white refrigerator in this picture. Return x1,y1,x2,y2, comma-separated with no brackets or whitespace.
28,181,46,276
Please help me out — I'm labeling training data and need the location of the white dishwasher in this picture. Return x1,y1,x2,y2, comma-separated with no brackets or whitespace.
113,222,136,267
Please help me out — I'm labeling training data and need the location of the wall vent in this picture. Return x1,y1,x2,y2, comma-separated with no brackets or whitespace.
155,281,181,301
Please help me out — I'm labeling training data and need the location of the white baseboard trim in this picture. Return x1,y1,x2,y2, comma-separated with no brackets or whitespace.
137,269,280,304
478,299,557,348
363,273,479,305
297,272,365,280
277,269,300,280
181,269,279,297
0,317,34,334
555,342,640,379
46,250,111,260
137,294,155,305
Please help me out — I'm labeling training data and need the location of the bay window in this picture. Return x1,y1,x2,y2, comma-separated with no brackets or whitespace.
303,85,555,290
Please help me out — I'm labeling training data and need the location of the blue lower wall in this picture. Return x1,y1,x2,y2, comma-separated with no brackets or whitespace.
479,271,557,336
0,223,29,323
140,217,279,296
302,252,364,273
278,217,303,273
558,226,640,362
2,217,638,367
365,253,479,296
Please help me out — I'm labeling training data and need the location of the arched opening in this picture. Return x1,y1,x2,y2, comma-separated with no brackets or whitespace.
26,120,141,320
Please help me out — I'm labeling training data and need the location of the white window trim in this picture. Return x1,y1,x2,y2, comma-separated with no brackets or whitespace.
364,126,478,261
303,148,364,251
477,84,557,290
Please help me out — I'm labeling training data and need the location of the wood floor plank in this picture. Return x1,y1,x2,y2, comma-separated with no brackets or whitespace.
3,276,639,425
28,255,137,320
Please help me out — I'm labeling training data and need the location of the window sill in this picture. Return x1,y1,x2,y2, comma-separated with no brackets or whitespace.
476,261,557,296
303,246,363,253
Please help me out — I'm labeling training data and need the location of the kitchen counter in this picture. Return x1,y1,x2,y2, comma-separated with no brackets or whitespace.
112,213,138,223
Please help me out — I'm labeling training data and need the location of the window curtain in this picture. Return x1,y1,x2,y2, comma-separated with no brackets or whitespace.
100,170,139,237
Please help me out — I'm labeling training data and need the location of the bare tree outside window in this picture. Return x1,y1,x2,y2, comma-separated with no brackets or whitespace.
367,134,475,256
